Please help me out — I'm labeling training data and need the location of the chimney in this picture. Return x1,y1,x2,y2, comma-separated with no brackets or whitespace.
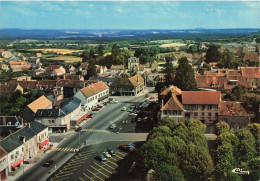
2,117,6,125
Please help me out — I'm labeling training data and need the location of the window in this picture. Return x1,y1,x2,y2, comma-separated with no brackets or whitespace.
215,113,218,117
52,120,55,123
208,112,211,118
194,112,198,117
208,105,212,110
11,154,14,160
22,148,24,152
49,120,51,123
215,105,218,111
202,105,205,110
194,105,198,109
201,112,205,118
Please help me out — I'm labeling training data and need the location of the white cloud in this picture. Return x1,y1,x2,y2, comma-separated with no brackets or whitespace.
39,2,62,11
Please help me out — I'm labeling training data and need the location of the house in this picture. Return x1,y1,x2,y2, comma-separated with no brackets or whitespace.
9,61,31,71
56,79,85,98
241,67,260,89
218,101,250,130
0,146,8,180
109,73,144,96
89,77,116,86
36,53,42,58
0,116,24,139
34,97,81,132
64,65,76,74
0,121,48,177
0,64,9,71
74,81,109,110
96,65,108,74
128,57,140,70
46,65,65,76
0,84,23,94
29,121,49,152
146,73,164,86
242,52,259,63
110,65,124,73
19,96,53,122
160,87,221,125
34,67,46,75
79,62,88,75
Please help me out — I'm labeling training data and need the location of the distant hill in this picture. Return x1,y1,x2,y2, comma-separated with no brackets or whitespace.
0,28,258,40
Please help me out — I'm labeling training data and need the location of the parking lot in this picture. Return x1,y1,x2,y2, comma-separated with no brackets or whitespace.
47,141,142,181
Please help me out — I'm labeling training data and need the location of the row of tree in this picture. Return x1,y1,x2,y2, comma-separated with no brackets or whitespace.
215,122,260,181
138,118,213,181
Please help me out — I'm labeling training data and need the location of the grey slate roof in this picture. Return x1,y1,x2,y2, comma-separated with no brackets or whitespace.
0,132,23,153
60,97,81,115
0,116,22,126
34,109,66,118
29,121,48,134
89,77,116,84
15,127,35,140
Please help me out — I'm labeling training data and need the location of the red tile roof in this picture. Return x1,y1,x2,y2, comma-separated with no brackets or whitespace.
182,91,221,105
241,67,260,79
80,81,109,98
54,69,63,73
56,80,84,88
160,85,182,96
46,65,62,71
218,101,248,117
162,94,184,111
243,52,259,62
27,95,52,113
128,75,144,86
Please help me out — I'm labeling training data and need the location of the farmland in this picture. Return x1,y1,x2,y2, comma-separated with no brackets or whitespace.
48,56,82,63
159,42,187,48
29,48,84,55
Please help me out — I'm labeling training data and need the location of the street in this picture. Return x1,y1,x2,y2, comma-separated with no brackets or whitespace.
16,88,155,181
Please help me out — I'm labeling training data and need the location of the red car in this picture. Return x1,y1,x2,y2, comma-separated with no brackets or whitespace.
118,143,135,152
86,114,94,118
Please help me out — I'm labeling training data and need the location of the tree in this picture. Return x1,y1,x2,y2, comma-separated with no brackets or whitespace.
216,122,230,136
205,45,221,63
180,143,214,181
164,56,175,87
155,164,185,181
87,60,97,78
97,44,104,56
89,48,96,60
148,126,172,140
173,57,197,91
80,51,89,62
217,49,238,69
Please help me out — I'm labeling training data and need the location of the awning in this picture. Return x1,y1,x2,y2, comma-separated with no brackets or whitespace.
12,159,23,168
39,139,49,148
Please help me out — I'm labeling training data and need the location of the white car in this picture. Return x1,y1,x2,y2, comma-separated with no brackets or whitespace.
102,152,111,158
121,107,127,111
109,124,116,129
137,118,142,122
129,113,137,117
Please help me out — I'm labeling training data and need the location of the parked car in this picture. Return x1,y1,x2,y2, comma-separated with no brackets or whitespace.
43,160,55,167
137,118,142,122
102,151,111,158
119,143,135,152
95,154,106,161
92,108,100,111
109,124,116,129
127,108,133,112
75,127,82,132
129,113,137,117
143,117,148,123
87,114,94,118
97,105,103,108
121,107,127,111
107,149,115,156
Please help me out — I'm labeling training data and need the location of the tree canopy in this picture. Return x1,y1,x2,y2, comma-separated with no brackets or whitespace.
173,57,197,91
205,45,221,63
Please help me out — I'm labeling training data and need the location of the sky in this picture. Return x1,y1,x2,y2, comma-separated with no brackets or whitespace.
0,1,259,30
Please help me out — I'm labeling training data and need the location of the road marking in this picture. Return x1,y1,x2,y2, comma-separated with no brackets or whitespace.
82,129,109,133
64,164,82,169
90,165,109,178
87,169,103,181
59,168,77,174
75,155,90,159
101,161,115,170
114,154,123,159
78,177,84,181
116,151,126,156
51,177,70,181
94,162,113,174
83,173,94,181
55,172,73,178
80,149,96,154
106,159,117,167
110,157,118,161
69,160,86,165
